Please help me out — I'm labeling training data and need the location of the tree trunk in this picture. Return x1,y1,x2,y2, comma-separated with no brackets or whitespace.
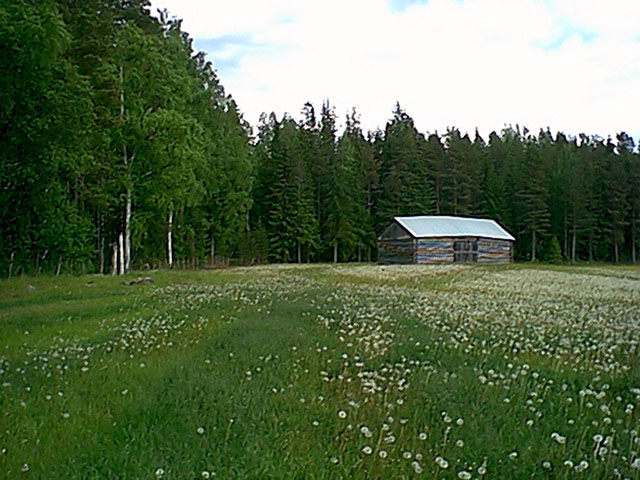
167,211,174,268
632,218,637,264
210,235,215,266
297,240,301,263
357,244,361,263
98,212,104,274
563,209,568,258
99,233,104,275
8,251,15,279
531,229,536,262
118,233,125,275
125,187,132,272
571,229,576,264
614,238,619,264
111,244,118,275
333,242,338,263
120,66,132,274
38,250,48,274
588,232,593,263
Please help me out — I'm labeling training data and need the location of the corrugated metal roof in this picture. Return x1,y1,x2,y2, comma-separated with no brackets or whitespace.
394,215,515,241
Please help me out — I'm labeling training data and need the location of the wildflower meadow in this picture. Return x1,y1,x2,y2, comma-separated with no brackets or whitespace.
1,264,639,479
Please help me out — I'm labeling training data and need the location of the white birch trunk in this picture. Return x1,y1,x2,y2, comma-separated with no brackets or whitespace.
8,252,15,279
333,242,338,263
118,233,125,275
120,66,132,274
111,244,118,275
125,187,132,273
167,211,174,268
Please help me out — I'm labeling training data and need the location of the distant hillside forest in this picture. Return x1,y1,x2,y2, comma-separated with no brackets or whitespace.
1,1,639,276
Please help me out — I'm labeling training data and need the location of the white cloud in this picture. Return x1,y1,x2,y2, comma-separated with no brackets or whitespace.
151,0,640,140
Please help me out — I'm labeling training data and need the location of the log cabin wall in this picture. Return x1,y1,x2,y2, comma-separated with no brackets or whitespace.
378,222,414,264
415,238,455,264
477,238,513,263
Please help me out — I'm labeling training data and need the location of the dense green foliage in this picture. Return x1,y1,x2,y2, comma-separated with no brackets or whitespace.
253,106,640,263
1,265,638,478
1,2,639,274
0,0,252,276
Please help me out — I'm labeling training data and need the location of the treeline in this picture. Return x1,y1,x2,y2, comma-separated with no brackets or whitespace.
1,2,639,276
252,103,640,264
1,0,252,276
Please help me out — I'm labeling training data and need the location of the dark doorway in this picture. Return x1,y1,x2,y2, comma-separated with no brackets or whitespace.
454,240,478,263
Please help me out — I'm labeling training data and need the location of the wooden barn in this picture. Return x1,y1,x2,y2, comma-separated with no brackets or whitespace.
378,215,514,264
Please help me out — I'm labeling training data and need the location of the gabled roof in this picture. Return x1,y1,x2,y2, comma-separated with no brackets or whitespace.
394,215,515,241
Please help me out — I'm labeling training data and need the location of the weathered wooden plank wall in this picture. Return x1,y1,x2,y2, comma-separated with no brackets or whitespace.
477,239,512,263
378,239,414,264
415,238,454,264
379,236,513,264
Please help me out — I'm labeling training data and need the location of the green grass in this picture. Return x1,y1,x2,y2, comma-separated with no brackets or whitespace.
1,264,639,479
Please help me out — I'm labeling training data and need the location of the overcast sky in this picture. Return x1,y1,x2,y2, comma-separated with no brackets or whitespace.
149,0,640,142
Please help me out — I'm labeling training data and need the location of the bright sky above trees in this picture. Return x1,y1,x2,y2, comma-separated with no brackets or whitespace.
153,0,640,140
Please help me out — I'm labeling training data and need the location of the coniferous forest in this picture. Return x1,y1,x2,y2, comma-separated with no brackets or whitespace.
2,1,639,276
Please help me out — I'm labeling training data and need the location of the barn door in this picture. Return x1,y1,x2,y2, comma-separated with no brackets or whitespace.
454,240,478,263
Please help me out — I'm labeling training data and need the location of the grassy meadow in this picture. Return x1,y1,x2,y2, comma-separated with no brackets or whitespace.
1,264,639,479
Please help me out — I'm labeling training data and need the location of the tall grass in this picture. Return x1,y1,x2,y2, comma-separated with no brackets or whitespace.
1,265,639,478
